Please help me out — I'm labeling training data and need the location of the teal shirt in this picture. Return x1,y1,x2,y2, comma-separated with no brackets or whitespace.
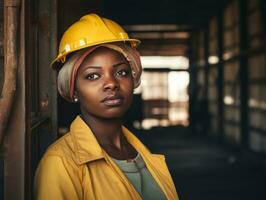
111,154,167,200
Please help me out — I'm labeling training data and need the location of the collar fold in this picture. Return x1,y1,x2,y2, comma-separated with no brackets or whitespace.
69,116,104,165
68,115,152,165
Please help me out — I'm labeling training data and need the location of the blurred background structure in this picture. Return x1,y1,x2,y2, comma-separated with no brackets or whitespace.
0,0,266,199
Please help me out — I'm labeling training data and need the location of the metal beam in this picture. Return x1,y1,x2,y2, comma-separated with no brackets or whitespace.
217,12,224,142
3,0,25,199
203,26,210,100
239,0,249,149
0,0,20,145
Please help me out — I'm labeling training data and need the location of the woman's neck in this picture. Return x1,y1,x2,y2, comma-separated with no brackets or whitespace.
80,111,124,150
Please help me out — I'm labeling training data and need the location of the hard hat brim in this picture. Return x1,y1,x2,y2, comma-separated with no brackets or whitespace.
50,39,141,69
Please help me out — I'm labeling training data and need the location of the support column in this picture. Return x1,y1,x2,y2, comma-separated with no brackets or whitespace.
203,26,210,99
239,0,249,148
217,12,224,142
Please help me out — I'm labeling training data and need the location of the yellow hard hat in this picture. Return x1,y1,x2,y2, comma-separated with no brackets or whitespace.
51,13,141,68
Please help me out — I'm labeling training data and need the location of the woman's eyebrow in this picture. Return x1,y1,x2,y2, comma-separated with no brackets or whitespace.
80,66,100,74
113,62,128,67
86,61,127,69
83,62,128,70
84,66,101,69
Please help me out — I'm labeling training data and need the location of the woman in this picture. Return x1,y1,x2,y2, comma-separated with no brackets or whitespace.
34,13,179,200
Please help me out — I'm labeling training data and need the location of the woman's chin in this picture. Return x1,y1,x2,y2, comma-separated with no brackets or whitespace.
90,110,126,121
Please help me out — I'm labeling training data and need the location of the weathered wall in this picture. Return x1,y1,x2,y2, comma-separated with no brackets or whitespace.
192,0,266,153
247,0,266,153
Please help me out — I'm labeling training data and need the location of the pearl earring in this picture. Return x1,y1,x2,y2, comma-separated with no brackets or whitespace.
74,96,79,103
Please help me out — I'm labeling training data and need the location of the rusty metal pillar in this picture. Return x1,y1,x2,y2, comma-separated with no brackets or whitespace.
0,0,21,144
2,0,26,200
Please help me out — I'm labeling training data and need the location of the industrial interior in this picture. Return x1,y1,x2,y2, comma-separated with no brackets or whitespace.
0,0,266,199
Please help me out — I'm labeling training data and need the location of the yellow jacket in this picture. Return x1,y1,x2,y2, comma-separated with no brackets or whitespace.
34,116,179,200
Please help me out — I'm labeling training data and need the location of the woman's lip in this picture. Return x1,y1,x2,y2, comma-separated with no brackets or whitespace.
101,94,124,106
102,98,124,106
101,94,124,102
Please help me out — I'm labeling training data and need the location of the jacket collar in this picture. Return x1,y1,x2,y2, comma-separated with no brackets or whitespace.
68,115,152,165
68,116,175,200
69,116,104,165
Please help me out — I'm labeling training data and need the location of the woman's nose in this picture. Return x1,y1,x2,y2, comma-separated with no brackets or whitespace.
103,75,119,91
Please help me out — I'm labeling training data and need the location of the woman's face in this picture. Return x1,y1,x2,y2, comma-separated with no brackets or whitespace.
75,47,134,120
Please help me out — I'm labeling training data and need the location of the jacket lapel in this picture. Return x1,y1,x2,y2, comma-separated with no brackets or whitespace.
67,116,177,199
122,126,178,200
68,116,104,165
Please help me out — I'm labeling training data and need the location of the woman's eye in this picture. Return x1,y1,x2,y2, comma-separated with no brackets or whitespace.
117,69,129,76
85,73,100,80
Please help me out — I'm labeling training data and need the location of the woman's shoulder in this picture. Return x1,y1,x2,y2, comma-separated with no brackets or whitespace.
35,131,83,182
34,132,84,200
40,132,77,164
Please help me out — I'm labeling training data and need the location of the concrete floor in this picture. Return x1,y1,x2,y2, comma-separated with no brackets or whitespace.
134,126,266,200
